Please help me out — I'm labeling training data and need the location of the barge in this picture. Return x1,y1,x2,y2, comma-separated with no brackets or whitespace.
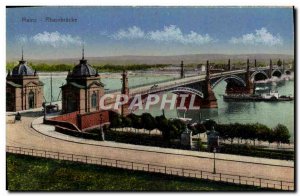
223,91,294,102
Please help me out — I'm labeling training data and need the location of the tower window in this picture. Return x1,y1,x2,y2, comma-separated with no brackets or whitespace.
28,90,35,109
91,92,97,108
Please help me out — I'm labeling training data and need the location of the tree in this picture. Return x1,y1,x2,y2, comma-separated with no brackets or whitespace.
155,115,169,140
189,123,206,136
255,123,272,143
141,113,157,135
121,117,132,131
109,112,122,131
225,123,241,144
168,119,186,139
127,113,142,132
203,119,217,130
273,124,290,145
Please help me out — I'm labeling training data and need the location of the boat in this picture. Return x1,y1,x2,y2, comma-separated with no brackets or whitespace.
223,90,294,102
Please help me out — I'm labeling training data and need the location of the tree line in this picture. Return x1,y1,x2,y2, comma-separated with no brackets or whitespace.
109,112,186,140
109,112,290,145
202,120,290,146
6,62,170,72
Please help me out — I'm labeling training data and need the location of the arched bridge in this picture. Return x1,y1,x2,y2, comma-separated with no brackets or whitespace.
106,59,292,110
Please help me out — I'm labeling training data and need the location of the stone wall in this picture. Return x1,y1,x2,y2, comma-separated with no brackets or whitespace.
51,111,79,126
78,110,110,131
47,110,111,132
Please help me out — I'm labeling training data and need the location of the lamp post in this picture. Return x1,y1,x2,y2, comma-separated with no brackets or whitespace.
99,113,104,141
213,147,217,174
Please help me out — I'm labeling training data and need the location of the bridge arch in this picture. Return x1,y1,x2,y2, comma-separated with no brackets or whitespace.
285,70,291,75
251,71,268,81
169,87,204,98
211,75,246,89
272,69,282,78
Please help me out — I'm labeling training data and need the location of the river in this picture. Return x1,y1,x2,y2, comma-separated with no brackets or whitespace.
39,72,294,142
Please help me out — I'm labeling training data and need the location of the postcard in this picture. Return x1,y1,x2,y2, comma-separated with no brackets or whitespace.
6,6,295,191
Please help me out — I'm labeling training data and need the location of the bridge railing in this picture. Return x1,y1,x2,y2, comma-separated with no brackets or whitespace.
129,70,247,96
6,145,294,191
106,69,247,96
104,77,181,94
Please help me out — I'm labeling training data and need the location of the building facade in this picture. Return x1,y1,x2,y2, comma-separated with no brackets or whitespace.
6,56,44,111
61,52,104,114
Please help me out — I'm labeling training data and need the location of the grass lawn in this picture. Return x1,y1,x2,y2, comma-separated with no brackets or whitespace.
7,153,268,191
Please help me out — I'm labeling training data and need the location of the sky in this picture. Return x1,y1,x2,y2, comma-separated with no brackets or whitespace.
6,6,294,60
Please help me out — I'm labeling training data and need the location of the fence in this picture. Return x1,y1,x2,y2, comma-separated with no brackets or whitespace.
6,145,294,191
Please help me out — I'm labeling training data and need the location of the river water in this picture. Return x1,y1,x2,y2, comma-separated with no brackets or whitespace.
40,72,294,141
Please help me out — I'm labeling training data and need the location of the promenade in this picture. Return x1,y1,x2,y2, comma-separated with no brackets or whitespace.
6,111,294,190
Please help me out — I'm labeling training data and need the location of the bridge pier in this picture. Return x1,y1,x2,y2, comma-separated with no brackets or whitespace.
180,60,185,78
245,59,254,94
121,70,130,117
201,60,218,108
269,59,273,78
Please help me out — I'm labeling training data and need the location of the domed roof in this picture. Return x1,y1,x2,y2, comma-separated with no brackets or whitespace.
71,59,97,77
12,60,35,76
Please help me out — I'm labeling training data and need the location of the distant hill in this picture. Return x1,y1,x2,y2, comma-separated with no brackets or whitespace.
9,53,294,65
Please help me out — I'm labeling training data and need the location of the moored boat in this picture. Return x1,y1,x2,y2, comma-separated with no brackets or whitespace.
223,90,293,102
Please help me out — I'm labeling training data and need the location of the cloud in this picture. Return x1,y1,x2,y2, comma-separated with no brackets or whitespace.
110,25,215,45
148,25,214,45
229,27,282,46
111,26,145,40
31,31,82,47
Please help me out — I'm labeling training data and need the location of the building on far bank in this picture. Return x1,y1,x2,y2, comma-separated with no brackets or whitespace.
6,51,44,112
61,49,104,114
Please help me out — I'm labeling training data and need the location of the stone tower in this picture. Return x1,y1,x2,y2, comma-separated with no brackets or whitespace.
6,48,44,111
61,47,104,114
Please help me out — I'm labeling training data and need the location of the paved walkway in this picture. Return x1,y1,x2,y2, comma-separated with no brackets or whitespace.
6,111,294,188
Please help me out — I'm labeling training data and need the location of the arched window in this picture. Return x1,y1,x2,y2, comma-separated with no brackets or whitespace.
28,90,35,109
91,92,97,108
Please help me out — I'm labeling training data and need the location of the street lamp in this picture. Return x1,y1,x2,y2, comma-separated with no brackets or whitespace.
99,113,104,141
213,147,217,174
